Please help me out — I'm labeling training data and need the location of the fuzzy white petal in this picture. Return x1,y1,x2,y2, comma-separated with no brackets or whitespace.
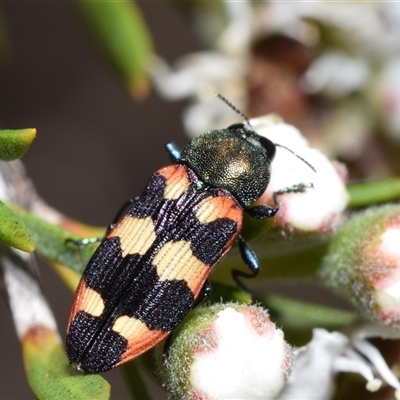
278,329,347,399
190,307,289,400
352,324,400,390
251,118,348,232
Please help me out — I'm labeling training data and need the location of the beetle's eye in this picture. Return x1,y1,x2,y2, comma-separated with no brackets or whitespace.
227,123,245,130
259,136,276,160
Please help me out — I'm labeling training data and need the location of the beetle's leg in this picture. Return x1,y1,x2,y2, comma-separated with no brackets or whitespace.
108,195,140,232
234,183,313,288
66,196,140,248
232,235,260,292
66,236,103,248
247,183,313,219
165,141,181,162
193,280,212,308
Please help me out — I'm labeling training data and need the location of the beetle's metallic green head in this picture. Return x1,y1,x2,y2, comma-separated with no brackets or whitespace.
180,123,276,207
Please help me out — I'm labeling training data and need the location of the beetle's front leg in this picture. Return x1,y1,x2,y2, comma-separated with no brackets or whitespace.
108,195,140,232
247,183,313,219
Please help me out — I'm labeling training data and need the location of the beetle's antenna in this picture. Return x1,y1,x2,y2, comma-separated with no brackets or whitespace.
275,143,316,172
215,93,252,128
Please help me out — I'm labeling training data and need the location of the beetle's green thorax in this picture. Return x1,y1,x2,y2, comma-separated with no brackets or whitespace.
180,126,273,207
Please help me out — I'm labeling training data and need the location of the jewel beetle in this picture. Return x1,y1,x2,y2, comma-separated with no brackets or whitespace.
66,95,314,374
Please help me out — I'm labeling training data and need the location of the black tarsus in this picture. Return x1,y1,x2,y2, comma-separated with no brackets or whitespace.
66,236,103,249
194,280,212,307
232,235,260,292
247,182,313,219
234,182,313,289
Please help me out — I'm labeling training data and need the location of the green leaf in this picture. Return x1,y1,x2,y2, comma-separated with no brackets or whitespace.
12,206,98,274
0,201,34,252
263,294,357,330
76,0,154,99
0,128,36,161
23,326,110,399
256,294,358,346
347,178,400,208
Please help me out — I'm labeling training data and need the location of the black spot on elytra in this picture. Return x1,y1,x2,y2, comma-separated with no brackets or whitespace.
125,166,240,265
129,173,165,218
67,238,195,373
83,240,195,332
66,311,127,374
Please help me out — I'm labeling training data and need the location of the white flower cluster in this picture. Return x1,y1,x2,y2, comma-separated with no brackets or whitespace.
149,3,400,397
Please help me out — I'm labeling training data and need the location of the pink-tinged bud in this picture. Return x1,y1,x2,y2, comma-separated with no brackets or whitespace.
251,116,349,233
321,204,400,328
162,303,293,400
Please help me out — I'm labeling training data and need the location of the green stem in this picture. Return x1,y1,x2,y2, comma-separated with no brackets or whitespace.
347,178,400,208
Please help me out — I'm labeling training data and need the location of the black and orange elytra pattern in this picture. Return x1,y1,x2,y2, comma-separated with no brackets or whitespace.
66,164,243,373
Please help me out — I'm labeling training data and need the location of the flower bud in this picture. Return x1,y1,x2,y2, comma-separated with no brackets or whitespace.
251,116,349,233
321,204,400,328
162,303,293,400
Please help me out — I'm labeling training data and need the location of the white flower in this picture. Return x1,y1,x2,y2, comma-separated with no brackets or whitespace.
149,1,400,151
251,116,349,233
351,324,400,393
279,328,400,400
278,329,346,399
302,52,370,99
374,57,400,139
148,1,252,138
